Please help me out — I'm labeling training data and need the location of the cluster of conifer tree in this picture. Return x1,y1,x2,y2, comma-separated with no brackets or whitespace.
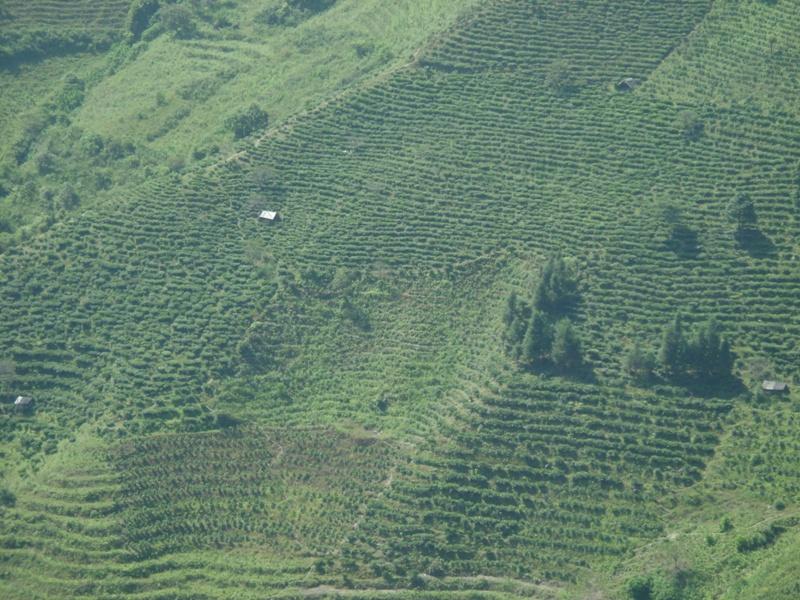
625,315,734,384
503,256,583,373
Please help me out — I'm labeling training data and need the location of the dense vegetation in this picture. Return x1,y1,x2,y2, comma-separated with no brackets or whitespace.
1,1,799,599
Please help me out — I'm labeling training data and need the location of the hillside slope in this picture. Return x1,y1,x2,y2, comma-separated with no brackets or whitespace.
1,1,800,598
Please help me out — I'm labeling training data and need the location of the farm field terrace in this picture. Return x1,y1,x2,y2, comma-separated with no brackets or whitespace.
2,1,800,599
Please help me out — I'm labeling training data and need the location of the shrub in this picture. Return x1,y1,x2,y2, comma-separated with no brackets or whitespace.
159,4,197,39
0,486,15,507
215,412,242,428
34,150,56,174
627,575,653,600
735,520,795,553
127,0,161,40
257,0,337,27
52,74,85,112
545,59,576,95
225,104,269,139
677,110,704,141
624,341,655,383
720,516,733,532
56,184,80,210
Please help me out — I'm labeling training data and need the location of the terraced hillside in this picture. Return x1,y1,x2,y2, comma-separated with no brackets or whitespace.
1,0,129,31
1,0,800,598
0,0,478,248
0,0,129,62
646,0,800,117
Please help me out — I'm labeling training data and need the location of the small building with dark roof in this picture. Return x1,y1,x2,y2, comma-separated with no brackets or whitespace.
762,380,788,393
14,396,33,412
616,77,642,92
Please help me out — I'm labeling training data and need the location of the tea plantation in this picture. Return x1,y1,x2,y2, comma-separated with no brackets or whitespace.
1,1,800,599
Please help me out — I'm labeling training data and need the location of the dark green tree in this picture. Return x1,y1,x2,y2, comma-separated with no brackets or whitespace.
225,104,269,139
127,0,161,40
522,310,552,366
551,319,582,372
159,4,197,39
658,314,686,375
533,255,578,314
689,319,734,380
626,575,653,600
56,184,80,210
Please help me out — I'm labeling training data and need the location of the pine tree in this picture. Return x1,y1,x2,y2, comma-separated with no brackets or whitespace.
533,255,578,314
522,310,551,366
658,314,686,375
552,319,582,372
691,320,734,380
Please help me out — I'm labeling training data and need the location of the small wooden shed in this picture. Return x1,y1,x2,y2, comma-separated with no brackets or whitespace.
616,77,642,92
14,396,33,413
762,380,788,394
259,210,279,222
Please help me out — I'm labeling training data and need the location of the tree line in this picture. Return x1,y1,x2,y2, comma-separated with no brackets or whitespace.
625,315,734,385
502,256,735,386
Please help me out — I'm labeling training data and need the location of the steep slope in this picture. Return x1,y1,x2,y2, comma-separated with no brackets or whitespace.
0,0,478,250
1,1,800,598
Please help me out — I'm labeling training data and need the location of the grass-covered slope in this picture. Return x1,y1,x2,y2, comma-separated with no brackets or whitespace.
0,0,478,250
1,0,800,598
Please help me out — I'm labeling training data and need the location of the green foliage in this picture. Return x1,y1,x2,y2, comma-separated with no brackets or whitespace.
504,257,583,373
533,255,578,315
258,0,337,27
677,109,704,141
627,575,654,600
55,184,80,210
687,320,734,381
545,59,576,95
1,0,799,598
551,319,582,372
521,309,552,365
127,0,160,40
0,29,117,63
658,314,686,376
728,192,757,229
658,316,734,383
502,292,528,359
159,4,197,39
236,321,276,372
624,341,655,383
225,103,269,139
0,486,16,507
736,519,796,553
720,516,734,532
51,74,85,113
